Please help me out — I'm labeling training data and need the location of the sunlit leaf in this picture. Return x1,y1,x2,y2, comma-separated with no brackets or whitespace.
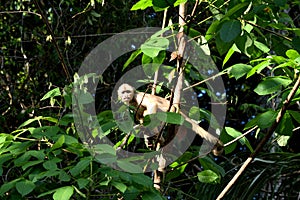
131,0,152,10
141,37,169,58
41,88,61,101
254,77,292,95
229,64,252,80
53,186,74,200
197,170,219,184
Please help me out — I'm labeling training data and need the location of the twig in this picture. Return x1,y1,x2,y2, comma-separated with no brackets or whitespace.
0,10,41,17
183,71,227,91
224,126,258,147
33,0,72,83
217,74,300,199
243,19,292,42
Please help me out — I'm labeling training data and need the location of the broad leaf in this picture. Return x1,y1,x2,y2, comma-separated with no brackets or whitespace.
229,64,252,80
276,112,293,136
111,181,127,193
247,60,270,78
223,44,241,66
131,0,152,11
53,186,74,200
220,20,241,43
254,41,270,53
245,110,277,130
16,180,35,197
69,158,91,176
123,49,142,70
41,88,61,101
197,170,219,184
254,77,292,95
225,127,254,152
141,37,169,58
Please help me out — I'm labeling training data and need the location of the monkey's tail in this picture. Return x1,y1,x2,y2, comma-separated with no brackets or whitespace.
181,112,224,156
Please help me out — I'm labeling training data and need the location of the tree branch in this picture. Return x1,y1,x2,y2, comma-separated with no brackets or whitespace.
217,74,300,199
33,0,72,83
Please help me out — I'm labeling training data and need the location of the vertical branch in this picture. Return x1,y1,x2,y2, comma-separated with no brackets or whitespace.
172,3,187,112
33,0,71,83
152,9,168,95
216,74,300,199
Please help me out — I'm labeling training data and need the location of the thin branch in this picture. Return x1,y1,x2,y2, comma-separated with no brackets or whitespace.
224,126,258,147
217,74,300,199
33,0,72,83
0,10,41,17
183,71,227,91
243,19,292,42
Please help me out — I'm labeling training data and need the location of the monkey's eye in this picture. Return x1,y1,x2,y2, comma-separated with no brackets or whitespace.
122,90,131,94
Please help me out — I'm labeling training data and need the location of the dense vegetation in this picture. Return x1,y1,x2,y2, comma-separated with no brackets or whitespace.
1,0,300,199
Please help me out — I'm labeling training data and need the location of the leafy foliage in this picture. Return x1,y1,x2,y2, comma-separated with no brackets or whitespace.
1,0,300,199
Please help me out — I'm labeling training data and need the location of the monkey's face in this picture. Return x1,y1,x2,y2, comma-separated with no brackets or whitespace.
118,84,134,105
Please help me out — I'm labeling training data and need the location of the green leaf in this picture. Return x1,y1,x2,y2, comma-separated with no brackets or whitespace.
117,160,143,173
22,160,44,171
289,110,300,124
153,50,166,64
30,126,60,139
155,112,185,125
216,35,234,55
59,170,71,182
132,173,153,188
235,33,253,57
0,154,12,176
16,180,35,197
77,178,89,189
123,186,140,200
51,135,65,150
254,77,292,95
223,44,241,66
141,37,169,58
174,0,187,7
205,20,220,41
292,37,300,53
0,179,21,195
223,2,249,18
53,186,74,200
111,181,127,193
69,158,91,176
18,116,42,128
142,191,165,200
225,127,253,152
276,134,290,147
77,91,94,104
123,49,142,70
229,64,252,80
220,20,241,43
197,170,219,184
152,0,176,10
43,160,58,171
254,41,270,53
253,110,277,129
247,60,270,78
41,88,61,101
90,10,101,18
131,0,153,11
276,112,293,136
199,156,225,177
286,49,300,59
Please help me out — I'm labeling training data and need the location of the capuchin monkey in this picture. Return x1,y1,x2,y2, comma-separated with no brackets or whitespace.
117,83,223,156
